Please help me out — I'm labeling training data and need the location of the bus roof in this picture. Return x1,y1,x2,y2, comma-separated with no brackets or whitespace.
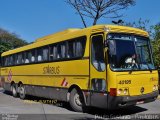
1,24,149,56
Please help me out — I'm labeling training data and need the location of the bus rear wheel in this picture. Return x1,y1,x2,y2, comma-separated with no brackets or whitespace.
69,88,85,112
11,84,17,97
19,84,26,99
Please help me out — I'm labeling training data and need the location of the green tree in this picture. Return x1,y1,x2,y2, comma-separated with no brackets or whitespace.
151,23,160,67
152,23,160,40
152,39,160,67
0,28,28,54
122,20,160,67
122,18,152,36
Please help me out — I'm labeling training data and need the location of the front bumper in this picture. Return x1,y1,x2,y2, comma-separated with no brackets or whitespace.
107,91,159,110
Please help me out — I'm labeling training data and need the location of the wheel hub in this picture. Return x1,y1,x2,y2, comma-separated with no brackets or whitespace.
19,87,24,96
74,93,82,106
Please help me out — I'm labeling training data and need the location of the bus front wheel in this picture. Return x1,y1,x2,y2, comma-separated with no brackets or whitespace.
19,84,26,99
69,88,84,112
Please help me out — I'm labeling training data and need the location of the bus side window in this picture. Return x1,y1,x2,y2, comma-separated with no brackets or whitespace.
75,40,85,57
25,52,30,64
29,50,36,63
9,55,14,66
37,48,43,62
14,54,18,65
71,37,86,58
4,57,8,66
22,53,25,64
50,46,54,61
53,45,57,60
61,43,66,58
91,35,105,71
67,41,74,58
42,47,49,61
91,79,106,92
50,45,59,61
57,45,61,59
17,53,22,64
13,54,17,65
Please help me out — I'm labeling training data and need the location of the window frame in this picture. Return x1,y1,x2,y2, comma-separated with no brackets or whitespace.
1,36,87,67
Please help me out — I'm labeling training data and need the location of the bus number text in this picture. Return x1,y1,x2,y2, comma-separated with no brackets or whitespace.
119,80,131,84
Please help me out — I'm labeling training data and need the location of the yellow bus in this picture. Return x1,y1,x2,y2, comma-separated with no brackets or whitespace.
0,25,159,112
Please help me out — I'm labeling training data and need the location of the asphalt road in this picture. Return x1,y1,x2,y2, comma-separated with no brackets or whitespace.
0,88,160,120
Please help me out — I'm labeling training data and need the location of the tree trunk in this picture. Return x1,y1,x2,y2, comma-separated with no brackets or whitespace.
93,12,99,26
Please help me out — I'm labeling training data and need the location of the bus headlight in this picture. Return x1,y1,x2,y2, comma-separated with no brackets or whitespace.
153,85,158,91
124,89,128,95
117,89,122,95
153,85,156,91
117,88,129,95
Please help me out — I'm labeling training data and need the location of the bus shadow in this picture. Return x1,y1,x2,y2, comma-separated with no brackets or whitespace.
73,106,148,120
2,91,148,119
86,106,147,115
24,95,148,117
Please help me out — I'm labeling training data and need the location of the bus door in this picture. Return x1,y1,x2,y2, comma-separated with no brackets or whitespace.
89,34,108,108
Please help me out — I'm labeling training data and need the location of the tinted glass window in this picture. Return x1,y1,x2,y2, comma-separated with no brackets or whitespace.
53,45,58,60
4,57,9,66
91,35,105,71
61,43,66,58
91,79,106,91
37,48,43,62
42,47,49,61
2,36,86,66
24,51,30,63
67,41,75,58
107,34,155,71
29,50,36,63
66,37,86,58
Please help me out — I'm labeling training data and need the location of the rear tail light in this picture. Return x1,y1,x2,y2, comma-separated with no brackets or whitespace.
110,88,117,96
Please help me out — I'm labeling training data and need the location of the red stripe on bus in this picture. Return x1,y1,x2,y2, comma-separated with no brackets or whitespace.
61,78,66,86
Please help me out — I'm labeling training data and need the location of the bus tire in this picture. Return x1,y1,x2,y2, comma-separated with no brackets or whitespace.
11,84,17,97
69,88,84,112
19,84,26,99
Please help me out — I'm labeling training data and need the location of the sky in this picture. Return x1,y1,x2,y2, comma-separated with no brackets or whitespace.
0,0,160,43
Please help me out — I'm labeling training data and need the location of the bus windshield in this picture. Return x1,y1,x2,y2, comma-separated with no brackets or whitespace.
107,33,155,71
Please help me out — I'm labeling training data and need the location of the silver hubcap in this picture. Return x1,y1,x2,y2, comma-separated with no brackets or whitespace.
12,87,16,95
74,93,82,106
19,87,24,96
